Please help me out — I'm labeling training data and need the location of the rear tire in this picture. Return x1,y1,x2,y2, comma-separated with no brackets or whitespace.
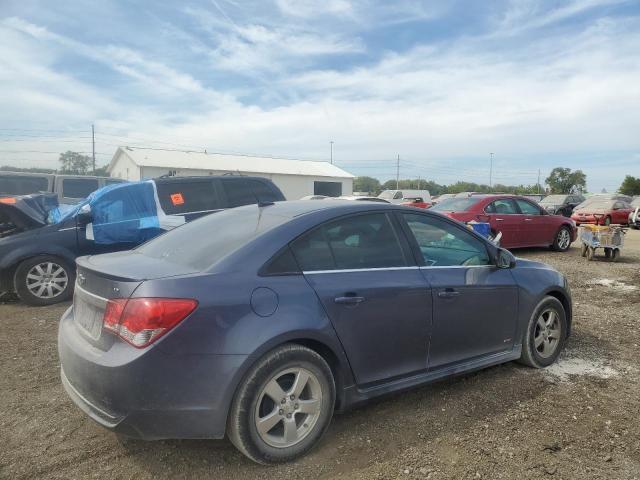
14,255,75,306
227,344,335,464
518,296,567,368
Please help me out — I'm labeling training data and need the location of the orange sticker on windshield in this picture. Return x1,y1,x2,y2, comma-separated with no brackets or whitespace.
0,197,16,204
170,193,185,205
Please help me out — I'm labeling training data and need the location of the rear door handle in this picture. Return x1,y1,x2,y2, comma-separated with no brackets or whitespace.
334,296,365,305
496,218,504,221
437,289,460,299
524,218,532,221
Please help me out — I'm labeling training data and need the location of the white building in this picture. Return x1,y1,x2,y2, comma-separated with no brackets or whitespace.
107,147,354,200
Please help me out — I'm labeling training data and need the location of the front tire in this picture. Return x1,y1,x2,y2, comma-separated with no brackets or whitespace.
518,296,567,368
552,226,572,252
227,344,335,464
14,255,75,306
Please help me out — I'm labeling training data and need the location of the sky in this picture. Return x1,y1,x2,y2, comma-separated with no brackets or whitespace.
0,0,639,192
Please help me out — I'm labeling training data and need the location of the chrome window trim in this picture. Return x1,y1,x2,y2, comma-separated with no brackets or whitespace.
303,266,419,275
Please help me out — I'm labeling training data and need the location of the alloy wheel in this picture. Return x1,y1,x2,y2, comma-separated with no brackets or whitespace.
557,229,571,250
534,308,561,358
255,367,323,448
25,262,68,299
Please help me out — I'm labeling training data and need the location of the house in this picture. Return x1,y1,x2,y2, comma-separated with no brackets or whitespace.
107,147,354,200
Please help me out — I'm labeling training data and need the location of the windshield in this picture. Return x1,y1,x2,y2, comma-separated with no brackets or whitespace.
540,195,567,204
430,198,479,212
631,198,640,207
137,205,288,270
378,191,396,200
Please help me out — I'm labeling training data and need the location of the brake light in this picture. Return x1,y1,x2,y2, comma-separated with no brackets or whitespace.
0,197,17,204
103,298,198,348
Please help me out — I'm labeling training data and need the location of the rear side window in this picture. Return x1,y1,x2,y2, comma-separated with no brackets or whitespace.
249,180,281,203
62,178,99,199
261,246,300,275
222,179,258,208
156,180,219,214
486,199,518,214
291,213,407,271
515,199,540,215
0,175,49,195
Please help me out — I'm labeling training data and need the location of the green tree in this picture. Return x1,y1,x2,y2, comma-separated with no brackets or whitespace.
93,164,109,177
59,151,92,175
545,167,586,194
619,175,640,196
0,165,55,174
353,176,382,195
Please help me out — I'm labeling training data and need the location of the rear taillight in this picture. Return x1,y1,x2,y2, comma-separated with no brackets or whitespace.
103,298,198,348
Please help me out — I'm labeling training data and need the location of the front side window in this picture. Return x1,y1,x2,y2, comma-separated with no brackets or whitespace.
393,191,403,199
62,178,99,199
485,199,518,214
402,213,491,267
222,179,258,208
0,175,49,195
515,199,540,215
291,213,407,271
249,180,281,202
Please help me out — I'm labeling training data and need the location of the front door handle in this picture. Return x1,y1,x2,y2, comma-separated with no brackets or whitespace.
524,218,532,221
496,218,504,221
438,289,460,299
334,295,365,305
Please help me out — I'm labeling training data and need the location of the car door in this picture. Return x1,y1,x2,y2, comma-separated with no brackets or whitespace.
484,198,522,248
514,198,548,246
613,201,631,224
399,212,518,369
291,212,432,386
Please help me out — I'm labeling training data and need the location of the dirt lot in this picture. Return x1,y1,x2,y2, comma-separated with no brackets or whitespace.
1,231,639,480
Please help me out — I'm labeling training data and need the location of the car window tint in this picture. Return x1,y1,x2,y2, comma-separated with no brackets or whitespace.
0,175,49,195
515,199,540,215
223,179,258,208
291,213,407,271
156,180,218,214
393,191,403,199
249,180,280,202
261,246,300,275
486,199,518,214
403,213,490,267
290,226,335,271
62,178,99,198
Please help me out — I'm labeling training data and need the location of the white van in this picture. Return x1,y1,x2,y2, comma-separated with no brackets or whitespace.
378,189,432,205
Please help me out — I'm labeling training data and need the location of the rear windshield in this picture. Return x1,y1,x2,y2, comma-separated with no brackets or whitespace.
137,205,288,270
540,195,567,204
430,198,478,212
0,175,49,195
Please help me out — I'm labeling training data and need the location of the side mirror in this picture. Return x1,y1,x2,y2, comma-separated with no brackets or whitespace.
496,248,516,269
76,204,92,226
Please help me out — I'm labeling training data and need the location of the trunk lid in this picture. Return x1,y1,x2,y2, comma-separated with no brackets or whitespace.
72,251,199,349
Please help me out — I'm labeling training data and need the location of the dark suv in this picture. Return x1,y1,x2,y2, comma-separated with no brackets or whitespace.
0,176,285,306
539,194,585,217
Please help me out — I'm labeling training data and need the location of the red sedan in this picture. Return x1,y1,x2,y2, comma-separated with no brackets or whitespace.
430,195,577,251
570,198,634,226
401,196,431,208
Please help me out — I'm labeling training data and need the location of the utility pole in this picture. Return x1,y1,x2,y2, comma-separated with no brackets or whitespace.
396,154,400,190
330,141,334,164
92,124,96,174
537,169,541,194
489,152,494,188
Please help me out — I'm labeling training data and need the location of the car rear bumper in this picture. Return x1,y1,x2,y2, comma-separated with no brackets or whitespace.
58,306,247,440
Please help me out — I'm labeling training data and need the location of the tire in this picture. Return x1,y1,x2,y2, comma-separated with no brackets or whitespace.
227,344,335,464
604,248,611,259
551,226,572,252
580,243,588,257
13,255,75,306
518,296,567,368
611,249,619,262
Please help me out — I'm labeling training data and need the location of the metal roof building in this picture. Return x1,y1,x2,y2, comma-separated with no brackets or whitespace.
107,146,354,200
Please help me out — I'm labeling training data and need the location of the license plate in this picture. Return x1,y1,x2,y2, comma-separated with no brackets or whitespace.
73,296,103,339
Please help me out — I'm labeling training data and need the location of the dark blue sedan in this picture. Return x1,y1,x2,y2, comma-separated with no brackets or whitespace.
58,200,572,464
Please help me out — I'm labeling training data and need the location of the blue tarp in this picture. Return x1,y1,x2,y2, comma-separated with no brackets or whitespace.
60,180,163,245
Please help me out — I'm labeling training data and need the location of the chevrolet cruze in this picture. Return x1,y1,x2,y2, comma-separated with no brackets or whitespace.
58,200,572,464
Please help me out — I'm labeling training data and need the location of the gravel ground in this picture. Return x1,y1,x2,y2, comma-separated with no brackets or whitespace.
1,231,639,480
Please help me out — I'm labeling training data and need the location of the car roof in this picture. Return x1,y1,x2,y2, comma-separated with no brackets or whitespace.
152,175,271,184
232,199,398,220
